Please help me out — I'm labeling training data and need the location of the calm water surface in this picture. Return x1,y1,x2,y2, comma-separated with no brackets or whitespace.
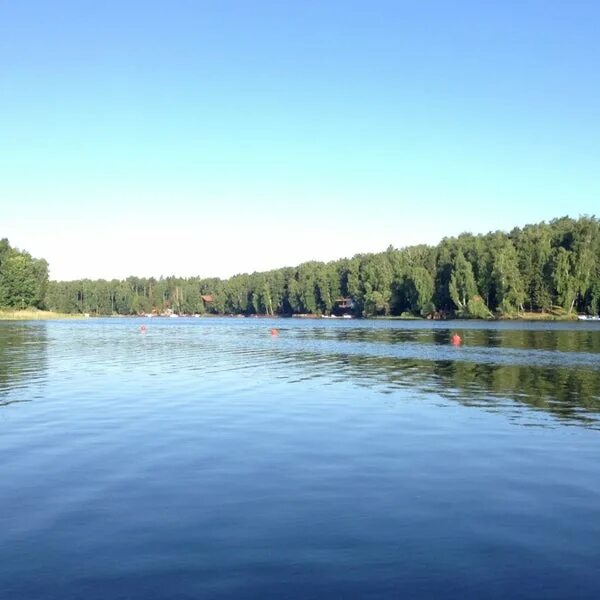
1,318,600,599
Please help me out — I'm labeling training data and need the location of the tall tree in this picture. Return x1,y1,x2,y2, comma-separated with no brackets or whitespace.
492,241,525,314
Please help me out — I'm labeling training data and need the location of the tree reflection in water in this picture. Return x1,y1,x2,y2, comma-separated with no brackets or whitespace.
0,323,48,408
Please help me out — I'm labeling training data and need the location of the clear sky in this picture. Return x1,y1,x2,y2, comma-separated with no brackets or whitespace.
1,1,599,281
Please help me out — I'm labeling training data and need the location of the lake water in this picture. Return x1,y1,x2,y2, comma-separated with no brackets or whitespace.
1,318,600,599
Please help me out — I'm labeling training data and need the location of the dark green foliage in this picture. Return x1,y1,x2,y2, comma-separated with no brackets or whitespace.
12,215,600,318
0,239,48,309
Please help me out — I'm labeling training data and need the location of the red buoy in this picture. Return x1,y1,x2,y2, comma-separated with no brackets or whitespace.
450,333,462,346
270,328,279,337
140,325,147,332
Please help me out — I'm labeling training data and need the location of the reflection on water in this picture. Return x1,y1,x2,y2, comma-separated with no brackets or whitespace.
256,349,600,427
284,324,600,427
1,319,600,599
1,320,598,427
263,326,600,427
298,324,600,354
0,322,48,408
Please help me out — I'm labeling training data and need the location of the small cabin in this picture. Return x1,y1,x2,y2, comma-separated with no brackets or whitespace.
336,297,353,310
200,294,215,310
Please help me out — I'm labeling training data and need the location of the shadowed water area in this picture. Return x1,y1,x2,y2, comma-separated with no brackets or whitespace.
1,318,600,599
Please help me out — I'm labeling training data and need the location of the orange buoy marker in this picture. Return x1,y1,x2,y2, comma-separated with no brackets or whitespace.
450,333,462,346
270,328,279,337
140,325,147,332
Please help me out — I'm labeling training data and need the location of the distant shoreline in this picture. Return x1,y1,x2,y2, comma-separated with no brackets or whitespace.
0,310,587,322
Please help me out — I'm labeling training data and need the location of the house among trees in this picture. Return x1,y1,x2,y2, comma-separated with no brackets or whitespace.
335,297,354,312
201,294,214,308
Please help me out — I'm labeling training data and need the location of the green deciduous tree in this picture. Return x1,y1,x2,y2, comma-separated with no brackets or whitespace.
492,241,525,314
0,241,48,310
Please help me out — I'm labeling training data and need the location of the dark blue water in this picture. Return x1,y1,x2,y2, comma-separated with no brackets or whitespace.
1,318,600,599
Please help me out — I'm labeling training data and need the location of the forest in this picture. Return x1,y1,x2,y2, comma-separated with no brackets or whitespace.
2,216,600,318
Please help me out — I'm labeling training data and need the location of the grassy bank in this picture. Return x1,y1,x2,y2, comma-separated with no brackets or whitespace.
0,309,86,321
504,312,578,321
372,308,580,321
500,307,579,321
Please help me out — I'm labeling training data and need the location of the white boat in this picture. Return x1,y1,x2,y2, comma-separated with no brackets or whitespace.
578,315,600,321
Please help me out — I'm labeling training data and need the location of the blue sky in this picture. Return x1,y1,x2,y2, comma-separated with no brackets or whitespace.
1,1,599,280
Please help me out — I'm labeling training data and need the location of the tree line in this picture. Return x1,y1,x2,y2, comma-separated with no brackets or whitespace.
5,215,600,318
0,239,49,310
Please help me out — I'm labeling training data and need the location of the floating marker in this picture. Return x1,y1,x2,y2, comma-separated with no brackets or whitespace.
271,328,279,337
450,333,462,346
